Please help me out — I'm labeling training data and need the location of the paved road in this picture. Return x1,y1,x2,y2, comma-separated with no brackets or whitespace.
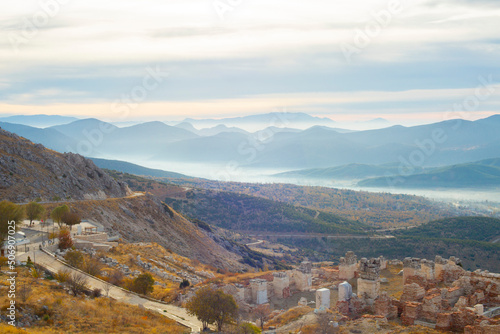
15,191,144,205
17,250,202,333
243,232,393,239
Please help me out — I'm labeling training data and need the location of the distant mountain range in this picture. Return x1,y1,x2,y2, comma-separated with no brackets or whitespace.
274,163,426,180
0,121,80,153
359,159,500,189
181,112,336,131
175,122,249,136
50,118,198,159
0,114,79,128
275,158,500,189
1,113,500,180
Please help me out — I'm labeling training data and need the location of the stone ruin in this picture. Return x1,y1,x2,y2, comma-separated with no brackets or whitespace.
399,256,500,332
250,279,268,305
339,251,357,280
316,288,331,309
221,261,314,310
292,261,313,291
134,255,211,284
333,251,500,333
338,281,352,302
357,257,381,302
273,271,291,299
403,255,465,285
220,250,499,333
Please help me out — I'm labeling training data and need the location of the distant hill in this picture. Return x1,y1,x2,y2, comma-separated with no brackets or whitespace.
163,188,370,235
0,128,130,202
0,122,79,153
50,119,198,159
285,216,500,272
0,114,79,128
175,122,250,136
183,112,336,132
274,163,425,180
476,157,500,168
359,162,500,188
396,216,500,242
90,157,192,179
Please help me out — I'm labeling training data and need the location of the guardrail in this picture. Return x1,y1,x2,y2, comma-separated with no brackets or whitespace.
39,248,197,332
16,238,59,254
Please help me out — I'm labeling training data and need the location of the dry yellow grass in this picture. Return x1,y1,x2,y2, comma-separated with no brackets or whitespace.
0,267,187,334
380,264,404,298
265,306,313,329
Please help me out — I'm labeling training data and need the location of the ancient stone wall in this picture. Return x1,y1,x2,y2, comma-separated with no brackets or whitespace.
339,251,358,280
250,279,268,305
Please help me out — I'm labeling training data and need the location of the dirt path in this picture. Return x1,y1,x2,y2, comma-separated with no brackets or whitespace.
17,250,202,333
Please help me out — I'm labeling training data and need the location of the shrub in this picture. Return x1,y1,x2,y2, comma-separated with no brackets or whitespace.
108,270,124,286
91,288,102,298
30,267,41,278
64,251,84,267
67,272,88,296
81,257,102,276
55,269,71,283
130,273,155,295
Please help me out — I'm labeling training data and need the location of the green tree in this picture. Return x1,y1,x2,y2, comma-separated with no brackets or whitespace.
211,289,238,332
131,273,155,295
25,202,45,227
186,287,238,332
0,200,25,245
186,286,214,330
61,212,81,231
51,205,69,228
179,279,190,289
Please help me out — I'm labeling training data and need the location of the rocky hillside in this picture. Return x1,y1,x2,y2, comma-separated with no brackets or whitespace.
0,128,130,202
41,194,246,271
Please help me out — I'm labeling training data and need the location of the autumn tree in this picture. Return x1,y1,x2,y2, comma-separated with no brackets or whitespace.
252,303,271,330
186,287,238,332
0,200,24,246
58,228,73,249
25,202,45,227
51,205,69,228
61,211,81,231
131,273,155,295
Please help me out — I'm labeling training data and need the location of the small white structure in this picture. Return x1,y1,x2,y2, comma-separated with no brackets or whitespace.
316,288,331,309
338,281,352,302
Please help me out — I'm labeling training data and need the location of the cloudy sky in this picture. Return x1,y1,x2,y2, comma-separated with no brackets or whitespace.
0,0,499,124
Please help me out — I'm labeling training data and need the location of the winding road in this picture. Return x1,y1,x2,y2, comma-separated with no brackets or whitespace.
16,249,203,333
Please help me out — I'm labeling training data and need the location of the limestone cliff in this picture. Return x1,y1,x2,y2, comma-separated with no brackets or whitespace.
0,128,131,202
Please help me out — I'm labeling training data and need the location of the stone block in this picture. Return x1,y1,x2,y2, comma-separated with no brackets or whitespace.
338,281,352,302
316,288,330,309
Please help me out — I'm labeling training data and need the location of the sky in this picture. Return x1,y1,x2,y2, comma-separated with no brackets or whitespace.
0,0,499,125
